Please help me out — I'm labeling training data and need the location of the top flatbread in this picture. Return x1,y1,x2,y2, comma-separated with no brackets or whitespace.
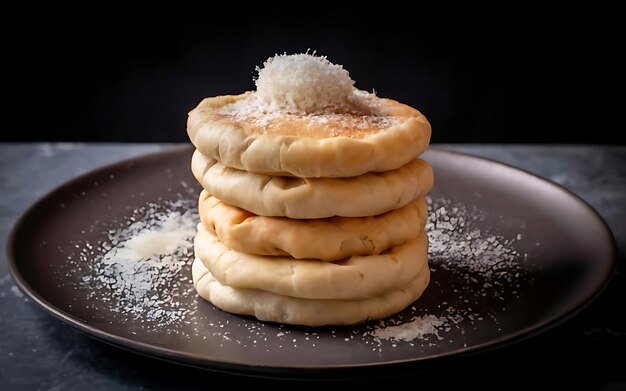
187,91,431,178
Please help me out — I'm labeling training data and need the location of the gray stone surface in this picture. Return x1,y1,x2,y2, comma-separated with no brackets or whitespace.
1,143,624,389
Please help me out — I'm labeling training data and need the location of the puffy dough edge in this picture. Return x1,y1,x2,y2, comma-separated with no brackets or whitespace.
191,149,434,218
192,258,430,326
187,94,432,178
194,223,429,300
199,190,428,261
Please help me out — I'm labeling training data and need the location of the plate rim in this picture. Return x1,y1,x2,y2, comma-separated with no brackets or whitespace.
6,145,617,378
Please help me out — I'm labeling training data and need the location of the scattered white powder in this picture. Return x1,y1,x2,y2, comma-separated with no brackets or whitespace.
67,195,529,350
255,52,354,113
427,198,522,273
102,211,195,263
73,199,198,327
366,197,529,343
371,315,445,341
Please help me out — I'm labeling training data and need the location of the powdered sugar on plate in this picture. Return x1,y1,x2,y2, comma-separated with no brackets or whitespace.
366,197,530,346
371,315,446,342
71,199,198,329
427,198,523,273
66,195,530,351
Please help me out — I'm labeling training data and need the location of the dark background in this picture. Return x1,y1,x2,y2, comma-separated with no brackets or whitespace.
3,10,619,143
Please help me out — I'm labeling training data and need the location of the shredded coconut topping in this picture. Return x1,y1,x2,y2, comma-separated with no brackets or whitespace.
218,92,398,135
255,52,354,113
217,53,399,136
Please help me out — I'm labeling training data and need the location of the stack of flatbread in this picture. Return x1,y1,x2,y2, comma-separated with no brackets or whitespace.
187,57,433,326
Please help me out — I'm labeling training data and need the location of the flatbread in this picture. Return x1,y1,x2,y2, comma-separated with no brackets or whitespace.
187,91,431,178
199,190,428,261
192,258,430,326
194,224,429,300
191,149,434,219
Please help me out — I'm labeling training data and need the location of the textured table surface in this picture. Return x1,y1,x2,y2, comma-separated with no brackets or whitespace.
1,144,624,389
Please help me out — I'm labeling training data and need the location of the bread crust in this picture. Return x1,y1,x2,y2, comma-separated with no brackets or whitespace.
192,258,430,326
188,93,431,178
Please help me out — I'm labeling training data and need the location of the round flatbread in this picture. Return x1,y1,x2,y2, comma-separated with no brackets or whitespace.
192,258,430,326
191,150,434,219
199,190,428,261
187,91,431,178
194,224,429,300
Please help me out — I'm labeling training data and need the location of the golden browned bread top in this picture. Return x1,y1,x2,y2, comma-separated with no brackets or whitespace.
201,90,423,139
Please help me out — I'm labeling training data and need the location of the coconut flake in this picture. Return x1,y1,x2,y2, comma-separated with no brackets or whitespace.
255,52,354,113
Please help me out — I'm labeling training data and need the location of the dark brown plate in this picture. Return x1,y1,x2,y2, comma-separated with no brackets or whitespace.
7,146,616,379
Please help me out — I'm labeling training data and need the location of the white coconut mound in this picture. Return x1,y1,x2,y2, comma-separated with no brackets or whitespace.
255,53,355,113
